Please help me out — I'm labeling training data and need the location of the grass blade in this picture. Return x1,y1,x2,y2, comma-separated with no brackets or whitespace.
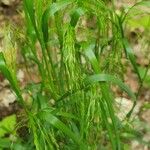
82,43,121,149
84,74,136,102
70,7,85,27
38,109,86,149
0,53,24,105
122,38,142,82
42,0,75,43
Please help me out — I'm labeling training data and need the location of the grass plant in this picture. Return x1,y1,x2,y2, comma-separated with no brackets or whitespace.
0,0,150,149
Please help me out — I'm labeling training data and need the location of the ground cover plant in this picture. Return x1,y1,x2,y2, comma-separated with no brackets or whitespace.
0,0,150,149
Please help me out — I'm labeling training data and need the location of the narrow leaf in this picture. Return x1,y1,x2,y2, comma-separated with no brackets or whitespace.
83,42,100,73
84,74,136,101
0,53,23,104
42,0,75,43
38,110,86,149
70,7,85,27
123,38,142,82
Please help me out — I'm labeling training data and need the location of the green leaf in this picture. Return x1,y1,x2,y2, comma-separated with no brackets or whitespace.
23,0,36,28
0,138,11,148
38,109,86,149
84,73,137,119
84,74,136,102
128,15,150,29
143,103,150,109
122,0,150,22
0,53,14,83
122,38,142,82
42,0,75,43
70,7,85,27
137,1,150,7
0,53,23,104
0,115,16,137
23,0,42,44
56,112,79,121
83,42,100,73
82,42,121,149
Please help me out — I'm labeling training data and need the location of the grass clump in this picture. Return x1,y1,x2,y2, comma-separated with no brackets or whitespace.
0,0,149,149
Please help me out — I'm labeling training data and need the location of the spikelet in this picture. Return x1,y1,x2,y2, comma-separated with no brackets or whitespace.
63,25,80,89
0,26,17,77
